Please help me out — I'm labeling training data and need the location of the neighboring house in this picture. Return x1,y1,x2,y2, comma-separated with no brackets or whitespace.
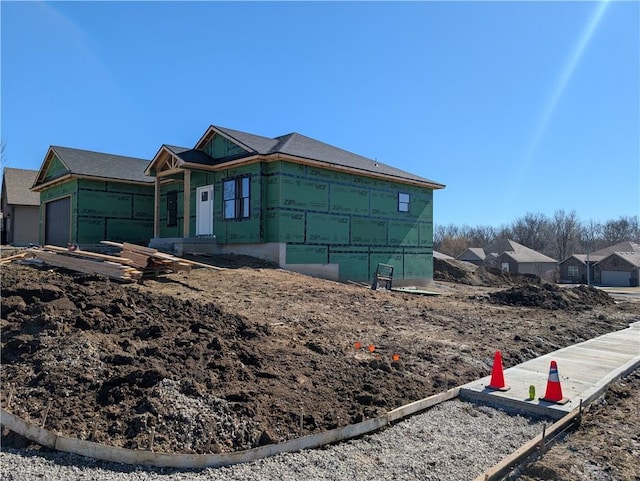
456,239,558,280
31,146,154,247
145,125,445,284
433,250,454,260
559,241,640,286
455,247,485,266
595,251,640,287
485,239,558,280
1,168,40,246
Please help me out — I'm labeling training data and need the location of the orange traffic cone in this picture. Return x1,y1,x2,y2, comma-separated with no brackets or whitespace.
539,360,569,404
486,350,510,391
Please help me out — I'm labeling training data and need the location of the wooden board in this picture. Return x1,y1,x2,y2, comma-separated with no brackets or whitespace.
32,251,142,282
42,245,140,267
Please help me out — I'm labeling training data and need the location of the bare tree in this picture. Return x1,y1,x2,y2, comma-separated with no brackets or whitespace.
602,216,640,245
434,214,638,262
434,223,499,257
508,212,552,254
580,219,603,252
551,209,580,261
467,225,498,247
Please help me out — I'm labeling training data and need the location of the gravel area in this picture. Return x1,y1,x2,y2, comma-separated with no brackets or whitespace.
1,400,548,480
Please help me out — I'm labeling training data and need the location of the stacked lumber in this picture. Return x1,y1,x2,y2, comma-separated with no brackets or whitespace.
104,242,195,274
31,247,143,282
105,242,224,272
11,241,225,282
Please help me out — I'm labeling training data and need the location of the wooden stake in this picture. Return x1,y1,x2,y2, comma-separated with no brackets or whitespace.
299,406,304,434
91,418,99,441
41,399,52,428
5,384,13,409
149,426,155,452
540,425,546,455
205,429,212,453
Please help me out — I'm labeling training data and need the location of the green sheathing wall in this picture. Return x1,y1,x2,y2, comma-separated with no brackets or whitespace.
39,179,79,244
159,177,185,239
202,134,248,160
40,178,154,245
215,164,262,243
265,161,435,283
161,164,262,243
43,154,69,182
75,179,153,245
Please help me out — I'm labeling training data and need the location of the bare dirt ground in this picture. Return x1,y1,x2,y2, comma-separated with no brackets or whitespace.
516,371,640,481
1,254,638,477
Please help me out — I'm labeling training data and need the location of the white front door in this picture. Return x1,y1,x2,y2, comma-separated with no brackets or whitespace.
196,185,214,236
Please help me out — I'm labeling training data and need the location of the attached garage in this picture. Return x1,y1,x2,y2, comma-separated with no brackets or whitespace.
44,197,71,246
31,146,154,248
595,251,640,287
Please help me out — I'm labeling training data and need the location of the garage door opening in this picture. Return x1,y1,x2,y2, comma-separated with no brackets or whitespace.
45,197,71,247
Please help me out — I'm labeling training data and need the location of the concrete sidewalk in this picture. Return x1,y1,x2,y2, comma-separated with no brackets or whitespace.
460,322,640,419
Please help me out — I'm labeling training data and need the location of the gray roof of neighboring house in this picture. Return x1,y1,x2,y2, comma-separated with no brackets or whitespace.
485,238,557,263
212,126,445,188
611,251,640,268
456,247,486,261
560,241,640,264
592,241,640,257
2,168,40,206
46,146,152,184
433,250,454,260
484,238,521,255
561,254,605,265
500,250,558,264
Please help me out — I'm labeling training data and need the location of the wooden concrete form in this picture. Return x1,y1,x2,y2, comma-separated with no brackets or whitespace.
460,322,640,419
0,387,459,469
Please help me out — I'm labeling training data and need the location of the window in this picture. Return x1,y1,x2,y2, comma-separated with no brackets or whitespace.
398,193,410,212
166,190,178,227
568,265,579,277
501,262,510,272
223,176,250,220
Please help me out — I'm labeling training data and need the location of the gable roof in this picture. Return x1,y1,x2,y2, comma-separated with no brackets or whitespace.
484,238,521,255
560,241,640,265
33,146,152,191
592,241,640,257
485,238,557,263
456,247,486,261
598,251,640,268
500,249,557,264
163,145,216,166
185,125,445,189
2,168,40,206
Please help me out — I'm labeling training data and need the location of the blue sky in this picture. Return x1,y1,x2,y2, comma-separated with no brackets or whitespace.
1,1,638,227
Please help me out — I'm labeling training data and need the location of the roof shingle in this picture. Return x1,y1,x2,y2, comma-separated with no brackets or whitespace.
212,126,445,188
49,146,152,184
2,168,40,206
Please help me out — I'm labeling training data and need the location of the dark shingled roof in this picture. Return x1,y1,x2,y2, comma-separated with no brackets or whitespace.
49,146,152,183
164,145,221,166
212,126,445,188
2,168,40,205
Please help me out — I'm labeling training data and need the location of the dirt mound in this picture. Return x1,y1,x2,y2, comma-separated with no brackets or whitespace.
434,258,539,287
1,261,635,459
488,284,615,310
0,264,428,454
